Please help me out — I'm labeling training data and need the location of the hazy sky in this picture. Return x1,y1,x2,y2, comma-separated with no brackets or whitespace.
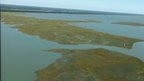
1,0,144,14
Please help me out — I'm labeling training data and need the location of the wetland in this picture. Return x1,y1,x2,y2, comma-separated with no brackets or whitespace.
112,22,144,27
1,12,144,81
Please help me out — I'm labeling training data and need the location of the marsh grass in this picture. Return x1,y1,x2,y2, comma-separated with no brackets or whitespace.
112,22,144,27
1,12,144,81
36,48,144,81
1,12,143,49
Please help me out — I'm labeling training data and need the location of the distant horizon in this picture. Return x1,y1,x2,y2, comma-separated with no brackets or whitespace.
1,3,144,15
1,0,144,15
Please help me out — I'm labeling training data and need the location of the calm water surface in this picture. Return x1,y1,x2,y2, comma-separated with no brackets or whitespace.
1,13,144,81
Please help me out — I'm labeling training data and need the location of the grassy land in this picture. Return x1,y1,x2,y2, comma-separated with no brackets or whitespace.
112,22,144,27
1,12,143,49
1,12,144,81
35,48,144,81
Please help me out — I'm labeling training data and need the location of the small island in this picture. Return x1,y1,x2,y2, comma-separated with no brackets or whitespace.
112,22,144,27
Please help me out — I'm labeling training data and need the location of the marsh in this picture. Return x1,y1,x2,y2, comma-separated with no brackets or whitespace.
1,12,144,81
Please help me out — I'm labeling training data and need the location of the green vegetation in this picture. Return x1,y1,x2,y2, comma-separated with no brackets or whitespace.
1,12,144,49
35,48,144,81
112,22,144,27
1,12,144,81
